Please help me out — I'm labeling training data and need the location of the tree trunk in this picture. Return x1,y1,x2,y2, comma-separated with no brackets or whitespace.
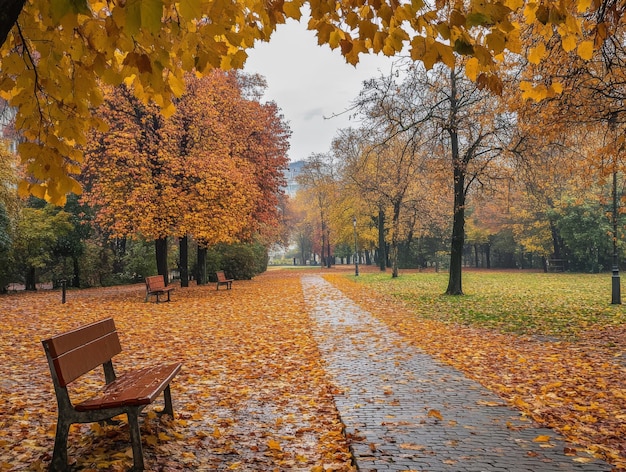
180,236,189,287
72,256,80,288
320,221,326,268
446,69,465,296
326,230,332,268
391,201,401,278
378,208,386,271
155,237,168,285
25,266,36,291
0,0,25,48
197,245,207,284
446,164,465,294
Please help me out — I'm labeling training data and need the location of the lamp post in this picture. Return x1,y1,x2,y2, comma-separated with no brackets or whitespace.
612,169,621,304
352,217,359,276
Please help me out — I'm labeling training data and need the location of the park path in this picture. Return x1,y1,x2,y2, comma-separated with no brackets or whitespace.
301,275,614,472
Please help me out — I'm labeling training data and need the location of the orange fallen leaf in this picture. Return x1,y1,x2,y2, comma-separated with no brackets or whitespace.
427,409,443,421
267,439,282,451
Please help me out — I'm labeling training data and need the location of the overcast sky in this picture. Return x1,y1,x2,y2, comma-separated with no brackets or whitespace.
243,18,397,163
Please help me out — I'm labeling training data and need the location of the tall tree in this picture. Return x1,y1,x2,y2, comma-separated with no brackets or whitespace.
13,206,73,290
297,154,339,268
352,61,512,292
82,71,288,281
81,84,177,280
334,125,433,277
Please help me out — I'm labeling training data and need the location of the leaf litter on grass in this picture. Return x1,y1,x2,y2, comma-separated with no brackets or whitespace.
324,271,626,470
0,271,354,471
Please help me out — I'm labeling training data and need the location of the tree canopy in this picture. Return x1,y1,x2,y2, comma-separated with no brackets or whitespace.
0,0,617,203
81,70,289,246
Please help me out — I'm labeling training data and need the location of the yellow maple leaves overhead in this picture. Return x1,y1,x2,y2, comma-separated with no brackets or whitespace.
0,0,614,203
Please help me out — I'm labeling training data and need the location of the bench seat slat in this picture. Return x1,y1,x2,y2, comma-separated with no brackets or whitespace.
75,363,182,411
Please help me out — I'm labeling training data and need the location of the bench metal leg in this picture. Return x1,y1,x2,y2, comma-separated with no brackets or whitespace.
128,409,145,470
162,385,174,417
50,418,71,471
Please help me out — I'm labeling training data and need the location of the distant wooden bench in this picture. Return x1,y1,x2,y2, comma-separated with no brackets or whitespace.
145,275,174,302
41,318,182,471
548,259,565,272
216,270,233,290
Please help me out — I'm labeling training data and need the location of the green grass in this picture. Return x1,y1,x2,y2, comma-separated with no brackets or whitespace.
352,270,626,338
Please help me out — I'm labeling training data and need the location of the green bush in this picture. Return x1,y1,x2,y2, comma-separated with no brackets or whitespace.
79,240,115,287
122,239,158,282
206,242,268,280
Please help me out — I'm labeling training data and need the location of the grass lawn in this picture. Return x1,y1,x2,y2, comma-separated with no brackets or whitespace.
350,269,626,339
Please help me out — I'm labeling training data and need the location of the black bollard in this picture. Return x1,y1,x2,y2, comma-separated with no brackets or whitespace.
61,279,66,304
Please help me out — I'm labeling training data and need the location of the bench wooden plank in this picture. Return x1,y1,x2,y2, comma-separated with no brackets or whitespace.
51,332,122,387
46,317,117,358
76,363,181,410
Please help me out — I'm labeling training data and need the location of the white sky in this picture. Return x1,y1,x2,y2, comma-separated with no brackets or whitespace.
243,18,397,163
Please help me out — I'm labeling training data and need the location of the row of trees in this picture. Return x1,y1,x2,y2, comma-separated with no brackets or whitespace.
291,51,626,293
0,70,290,291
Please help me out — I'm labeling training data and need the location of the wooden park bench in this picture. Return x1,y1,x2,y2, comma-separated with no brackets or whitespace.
215,270,233,290
41,318,182,471
145,274,174,302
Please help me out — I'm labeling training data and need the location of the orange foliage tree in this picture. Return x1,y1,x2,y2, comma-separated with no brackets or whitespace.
81,71,289,283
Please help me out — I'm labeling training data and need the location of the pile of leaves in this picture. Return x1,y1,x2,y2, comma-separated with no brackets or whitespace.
325,270,626,469
0,271,353,471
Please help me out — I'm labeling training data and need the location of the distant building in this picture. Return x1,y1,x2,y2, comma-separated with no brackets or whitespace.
284,160,305,197
0,99,17,153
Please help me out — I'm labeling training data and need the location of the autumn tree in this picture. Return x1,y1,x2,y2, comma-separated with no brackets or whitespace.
82,71,288,283
510,15,626,271
0,203,12,291
350,60,513,292
0,140,19,291
297,153,339,268
332,128,388,270
81,84,179,280
165,71,288,283
0,139,19,218
334,124,434,277
12,206,73,290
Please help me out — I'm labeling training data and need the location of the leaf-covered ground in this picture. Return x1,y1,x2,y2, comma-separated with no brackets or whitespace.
325,269,626,469
2,268,626,471
0,270,353,471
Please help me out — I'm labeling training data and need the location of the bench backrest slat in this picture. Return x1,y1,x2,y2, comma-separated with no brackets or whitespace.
146,275,166,291
42,318,122,387
217,271,228,282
